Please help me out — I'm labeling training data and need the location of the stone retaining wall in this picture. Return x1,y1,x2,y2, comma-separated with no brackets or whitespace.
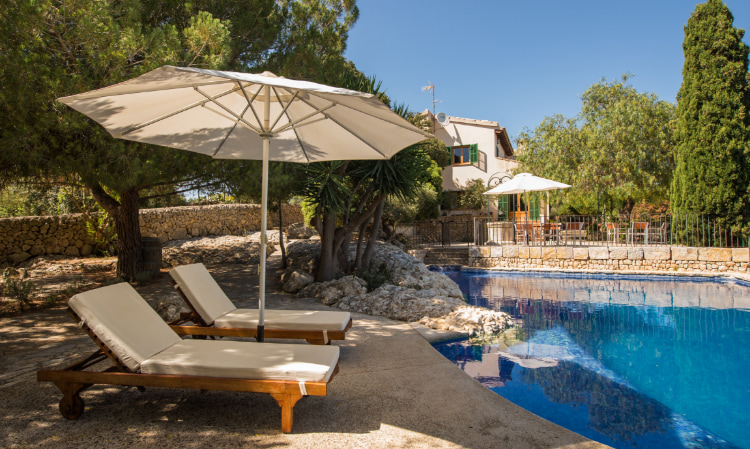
468,245,750,274
139,203,302,242
0,203,302,264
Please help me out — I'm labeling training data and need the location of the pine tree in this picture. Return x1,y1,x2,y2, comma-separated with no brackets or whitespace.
672,0,750,233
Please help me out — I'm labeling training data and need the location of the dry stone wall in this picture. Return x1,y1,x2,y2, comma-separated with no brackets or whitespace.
0,215,97,264
468,245,750,274
139,204,302,242
0,203,302,264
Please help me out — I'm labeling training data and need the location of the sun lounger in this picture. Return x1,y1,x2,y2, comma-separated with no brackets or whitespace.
37,283,340,433
168,263,352,345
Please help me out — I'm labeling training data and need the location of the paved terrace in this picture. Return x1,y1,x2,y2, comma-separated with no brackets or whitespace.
0,253,608,449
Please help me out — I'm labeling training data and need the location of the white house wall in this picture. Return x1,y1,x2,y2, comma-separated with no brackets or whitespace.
435,121,519,192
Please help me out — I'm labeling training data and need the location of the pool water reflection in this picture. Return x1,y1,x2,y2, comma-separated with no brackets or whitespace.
431,268,750,449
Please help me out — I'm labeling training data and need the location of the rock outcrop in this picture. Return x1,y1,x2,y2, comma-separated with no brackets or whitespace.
162,235,275,267
420,306,515,337
287,240,514,337
287,222,318,239
280,268,315,293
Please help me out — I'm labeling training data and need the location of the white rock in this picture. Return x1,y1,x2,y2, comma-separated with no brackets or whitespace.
287,240,514,336
281,269,314,293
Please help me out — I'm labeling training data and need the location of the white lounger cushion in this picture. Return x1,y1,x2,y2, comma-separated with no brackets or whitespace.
169,263,236,325
215,309,350,332
170,263,351,331
69,283,182,372
69,283,340,381
140,339,339,382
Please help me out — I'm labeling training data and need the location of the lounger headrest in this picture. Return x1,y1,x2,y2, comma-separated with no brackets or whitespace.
169,263,236,325
69,283,182,372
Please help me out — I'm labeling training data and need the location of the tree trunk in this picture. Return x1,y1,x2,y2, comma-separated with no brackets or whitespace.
278,200,287,268
328,193,387,281
382,218,394,241
315,210,340,282
353,218,368,272
90,185,143,281
361,200,385,268
113,190,143,281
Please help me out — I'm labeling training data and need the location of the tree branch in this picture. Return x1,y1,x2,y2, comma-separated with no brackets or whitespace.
88,183,121,216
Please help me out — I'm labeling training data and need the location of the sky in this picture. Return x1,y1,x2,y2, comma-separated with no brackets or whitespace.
344,0,750,144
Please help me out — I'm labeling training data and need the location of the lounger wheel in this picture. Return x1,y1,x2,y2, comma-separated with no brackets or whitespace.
59,394,84,419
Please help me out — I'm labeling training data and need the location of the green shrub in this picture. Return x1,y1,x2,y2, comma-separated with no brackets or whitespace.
357,263,391,292
3,278,37,312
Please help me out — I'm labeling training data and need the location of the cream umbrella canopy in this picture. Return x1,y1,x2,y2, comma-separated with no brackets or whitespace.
483,173,571,220
58,65,431,341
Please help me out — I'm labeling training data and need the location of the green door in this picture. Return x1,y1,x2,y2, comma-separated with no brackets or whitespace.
529,194,541,220
498,195,509,221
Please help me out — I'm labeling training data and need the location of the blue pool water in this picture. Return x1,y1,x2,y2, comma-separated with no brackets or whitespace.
430,268,750,449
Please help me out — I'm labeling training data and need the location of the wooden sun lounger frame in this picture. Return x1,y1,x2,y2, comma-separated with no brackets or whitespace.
37,309,338,433
168,280,353,345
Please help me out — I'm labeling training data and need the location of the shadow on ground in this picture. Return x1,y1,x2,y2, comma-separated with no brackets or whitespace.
0,255,607,449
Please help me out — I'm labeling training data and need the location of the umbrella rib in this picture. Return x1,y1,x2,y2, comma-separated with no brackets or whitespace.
308,95,431,137
291,98,390,157
271,104,335,135
118,84,242,136
290,127,311,163
269,86,299,131
66,79,235,100
327,114,390,158
237,82,264,131
194,86,263,134
212,103,250,157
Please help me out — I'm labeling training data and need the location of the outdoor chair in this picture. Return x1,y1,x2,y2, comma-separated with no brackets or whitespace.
36,283,339,433
514,222,531,245
627,222,649,245
649,222,669,244
561,222,587,245
541,223,562,245
169,263,352,345
606,222,625,244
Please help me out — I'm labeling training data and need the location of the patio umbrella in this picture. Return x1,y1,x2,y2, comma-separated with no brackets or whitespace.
483,173,570,220
58,65,430,341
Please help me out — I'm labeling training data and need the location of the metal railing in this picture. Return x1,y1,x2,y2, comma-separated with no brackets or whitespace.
406,220,475,248
471,214,749,248
397,213,749,249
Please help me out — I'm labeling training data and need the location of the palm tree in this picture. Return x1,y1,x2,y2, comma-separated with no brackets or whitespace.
302,67,430,281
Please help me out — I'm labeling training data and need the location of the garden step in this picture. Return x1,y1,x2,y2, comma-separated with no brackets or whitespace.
422,247,469,266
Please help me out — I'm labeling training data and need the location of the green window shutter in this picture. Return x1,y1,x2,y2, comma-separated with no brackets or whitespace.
470,144,479,163
498,195,509,221
529,195,541,220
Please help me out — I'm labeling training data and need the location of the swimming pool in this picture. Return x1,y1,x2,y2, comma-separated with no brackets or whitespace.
430,268,750,449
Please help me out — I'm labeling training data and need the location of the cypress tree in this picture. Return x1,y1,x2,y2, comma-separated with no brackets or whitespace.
672,0,750,233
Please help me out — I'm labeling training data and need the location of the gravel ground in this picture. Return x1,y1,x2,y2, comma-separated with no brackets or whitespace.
0,249,608,449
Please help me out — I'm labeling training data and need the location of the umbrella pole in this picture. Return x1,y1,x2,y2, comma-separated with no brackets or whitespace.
258,136,269,342
525,191,529,222
257,86,272,342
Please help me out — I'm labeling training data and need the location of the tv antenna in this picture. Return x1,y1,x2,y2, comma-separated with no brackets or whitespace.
422,82,441,116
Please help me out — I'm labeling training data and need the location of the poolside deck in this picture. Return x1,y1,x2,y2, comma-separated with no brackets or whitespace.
1,255,609,449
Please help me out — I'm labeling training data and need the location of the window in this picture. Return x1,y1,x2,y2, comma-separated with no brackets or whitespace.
450,144,480,165
453,145,471,165
477,150,487,172
447,143,487,172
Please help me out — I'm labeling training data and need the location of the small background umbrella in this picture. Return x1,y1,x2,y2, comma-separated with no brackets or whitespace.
483,173,571,221
59,65,430,341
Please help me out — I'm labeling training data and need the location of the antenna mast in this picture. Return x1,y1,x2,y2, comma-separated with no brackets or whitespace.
422,82,438,116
